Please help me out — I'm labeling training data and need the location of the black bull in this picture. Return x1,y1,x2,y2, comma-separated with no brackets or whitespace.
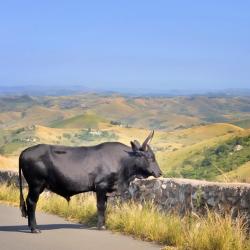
19,131,162,233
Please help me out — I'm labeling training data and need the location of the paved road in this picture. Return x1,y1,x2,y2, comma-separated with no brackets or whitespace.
0,204,160,250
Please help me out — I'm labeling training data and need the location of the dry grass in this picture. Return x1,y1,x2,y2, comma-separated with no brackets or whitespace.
181,212,249,250
39,193,98,226
0,185,249,250
106,202,184,246
0,155,18,170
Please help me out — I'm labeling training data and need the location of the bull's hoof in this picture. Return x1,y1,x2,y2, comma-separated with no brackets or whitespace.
31,228,41,233
97,225,106,230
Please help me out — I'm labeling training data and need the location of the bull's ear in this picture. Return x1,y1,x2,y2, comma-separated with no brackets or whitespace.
133,140,141,149
130,141,139,152
147,144,154,154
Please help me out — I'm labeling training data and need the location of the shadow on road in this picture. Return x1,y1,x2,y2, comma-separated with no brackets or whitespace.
0,223,93,233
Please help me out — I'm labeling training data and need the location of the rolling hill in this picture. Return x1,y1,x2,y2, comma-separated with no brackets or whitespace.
1,93,250,131
171,133,250,180
217,161,250,183
0,93,250,182
51,112,107,129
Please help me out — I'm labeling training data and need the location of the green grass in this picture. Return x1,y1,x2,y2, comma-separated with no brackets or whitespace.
51,113,105,129
0,185,249,250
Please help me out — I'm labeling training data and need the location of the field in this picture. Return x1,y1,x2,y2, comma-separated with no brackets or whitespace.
0,93,250,182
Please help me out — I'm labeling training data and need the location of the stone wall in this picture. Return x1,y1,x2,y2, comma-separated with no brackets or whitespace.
0,170,26,187
1,170,250,224
126,177,250,224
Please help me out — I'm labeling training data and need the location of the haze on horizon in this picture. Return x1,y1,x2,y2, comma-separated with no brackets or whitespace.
0,1,249,91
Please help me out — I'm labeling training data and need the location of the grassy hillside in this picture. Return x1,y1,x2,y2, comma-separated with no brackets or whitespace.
0,95,37,112
217,161,250,183
0,105,69,129
51,112,106,129
0,125,119,155
163,132,250,181
1,122,249,184
156,124,245,173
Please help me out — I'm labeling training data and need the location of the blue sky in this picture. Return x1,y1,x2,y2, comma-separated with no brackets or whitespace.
0,1,249,91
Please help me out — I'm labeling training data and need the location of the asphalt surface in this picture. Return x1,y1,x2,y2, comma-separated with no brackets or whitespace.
0,204,160,250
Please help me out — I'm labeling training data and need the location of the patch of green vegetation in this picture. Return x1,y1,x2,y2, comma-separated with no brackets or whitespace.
13,128,25,134
51,113,105,129
179,135,250,180
0,141,26,155
0,128,36,155
233,119,250,129
0,131,6,145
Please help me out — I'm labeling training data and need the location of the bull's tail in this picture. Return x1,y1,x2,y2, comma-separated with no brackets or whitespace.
19,155,27,218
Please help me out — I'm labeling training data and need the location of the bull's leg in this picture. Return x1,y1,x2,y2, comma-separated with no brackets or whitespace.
96,191,107,230
26,186,42,233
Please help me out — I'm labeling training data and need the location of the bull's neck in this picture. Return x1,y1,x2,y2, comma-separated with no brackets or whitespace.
117,156,137,193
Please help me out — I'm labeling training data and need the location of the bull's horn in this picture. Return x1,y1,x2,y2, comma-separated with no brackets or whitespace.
141,130,154,151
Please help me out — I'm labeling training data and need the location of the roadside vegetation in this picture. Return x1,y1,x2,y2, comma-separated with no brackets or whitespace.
0,185,249,250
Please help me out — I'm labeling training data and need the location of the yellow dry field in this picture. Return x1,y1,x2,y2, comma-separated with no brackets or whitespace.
0,155,18,171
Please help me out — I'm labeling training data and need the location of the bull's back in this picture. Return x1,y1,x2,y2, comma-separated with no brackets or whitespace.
20,142,130,195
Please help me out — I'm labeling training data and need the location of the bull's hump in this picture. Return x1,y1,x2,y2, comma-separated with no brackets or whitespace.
95,142,131,156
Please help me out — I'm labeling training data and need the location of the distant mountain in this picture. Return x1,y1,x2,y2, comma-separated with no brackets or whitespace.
1,85,250,97
0,85,90,96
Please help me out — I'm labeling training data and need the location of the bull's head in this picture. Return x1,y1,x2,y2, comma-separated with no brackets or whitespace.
130,131,162,178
